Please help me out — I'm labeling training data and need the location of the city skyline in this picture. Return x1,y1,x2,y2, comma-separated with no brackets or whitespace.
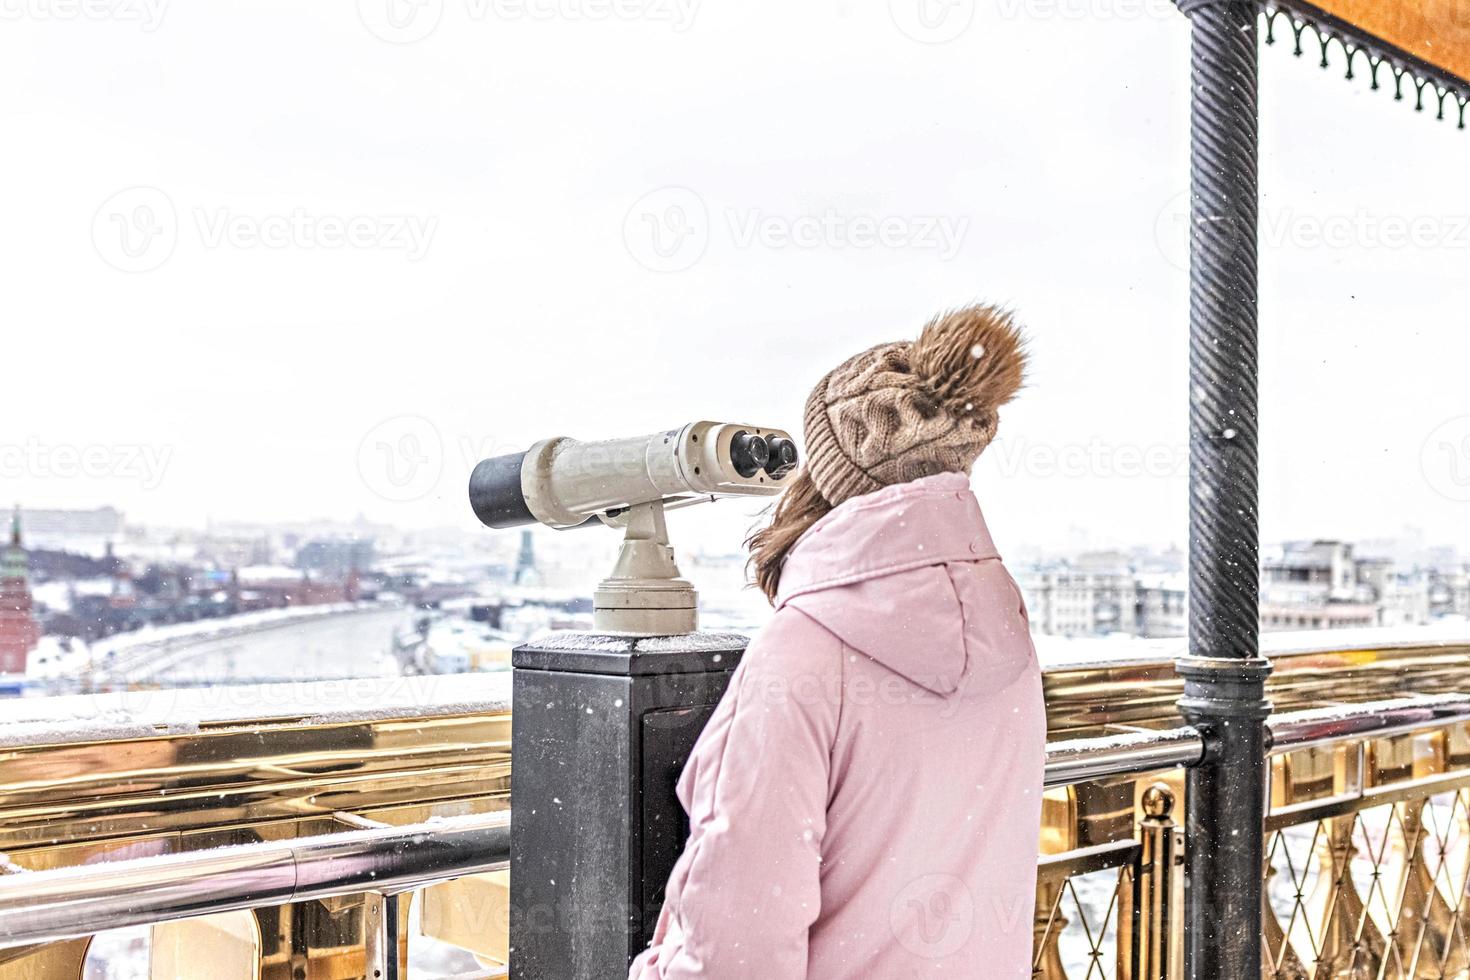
6,497,1467,568
12,499,1467,665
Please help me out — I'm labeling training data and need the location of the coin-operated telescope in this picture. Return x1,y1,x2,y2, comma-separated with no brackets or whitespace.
471,422,799,978
468,421,798,634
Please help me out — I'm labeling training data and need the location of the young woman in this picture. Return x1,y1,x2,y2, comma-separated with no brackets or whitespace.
630,305,1045,979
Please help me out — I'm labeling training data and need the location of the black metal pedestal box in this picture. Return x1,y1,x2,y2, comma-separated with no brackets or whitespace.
508,632,747,980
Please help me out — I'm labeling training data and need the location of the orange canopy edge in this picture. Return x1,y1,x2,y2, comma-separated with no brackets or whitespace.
1301,0,1470,86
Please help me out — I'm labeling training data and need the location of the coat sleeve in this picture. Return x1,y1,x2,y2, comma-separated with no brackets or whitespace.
630,608,842,979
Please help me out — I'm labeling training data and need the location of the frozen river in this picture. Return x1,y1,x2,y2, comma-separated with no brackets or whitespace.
140,606,410,684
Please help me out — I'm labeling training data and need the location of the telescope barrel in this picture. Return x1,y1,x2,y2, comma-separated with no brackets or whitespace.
467,422,797,531
468,451,536,529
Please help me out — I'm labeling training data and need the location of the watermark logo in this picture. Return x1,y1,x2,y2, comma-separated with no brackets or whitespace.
1154,189,1191,273
100,684,184,724
995,0,1174,20
624,186,970,272
727,207,968,259
92,186,178,273
985,436,1188,480
92,187,438,272
1155,189,1470,271
890,873,975,958
889,0,974,43
193,208,436,258
623,186,709,273
358,415,444,502
0,0,169,30
357,0,443,43
358,0,698,43
1422,415,1470,503
483,0,698,29
87,675,461,727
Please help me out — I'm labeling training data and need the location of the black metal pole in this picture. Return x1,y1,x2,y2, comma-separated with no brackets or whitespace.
1172,0,1272,977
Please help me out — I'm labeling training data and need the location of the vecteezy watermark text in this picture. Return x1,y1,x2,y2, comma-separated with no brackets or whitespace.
194,208,435,257
357,0,698,43
727,209,967,258
0,0,168,30
984,437,1188,480
623,187,969,273
889,0,1175,43
1155,190,1470,271
92,187,438,273
0,438,172,490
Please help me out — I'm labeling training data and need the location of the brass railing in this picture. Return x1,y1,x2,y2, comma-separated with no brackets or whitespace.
0,812,511,978
0,629,1468,977
1034,693,1470,979
0,673,513,979
1029,628,1470,980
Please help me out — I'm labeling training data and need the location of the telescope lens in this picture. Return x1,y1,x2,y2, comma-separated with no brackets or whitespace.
468,452,535,529
764,436,798,478
729,431,770,478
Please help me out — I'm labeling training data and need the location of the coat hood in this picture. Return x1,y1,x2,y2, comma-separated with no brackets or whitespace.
774,472,1000,696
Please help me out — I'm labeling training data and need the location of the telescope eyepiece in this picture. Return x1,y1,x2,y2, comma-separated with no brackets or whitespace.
764,436,798,479
728,431,770,479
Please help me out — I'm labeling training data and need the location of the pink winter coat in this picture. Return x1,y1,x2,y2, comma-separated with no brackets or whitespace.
630,471,1045,979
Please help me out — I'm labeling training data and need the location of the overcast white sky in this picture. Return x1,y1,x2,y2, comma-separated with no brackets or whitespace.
3,0,1467,557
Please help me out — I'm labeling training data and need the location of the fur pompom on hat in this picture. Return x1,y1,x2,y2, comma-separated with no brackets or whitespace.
802,304,1028,507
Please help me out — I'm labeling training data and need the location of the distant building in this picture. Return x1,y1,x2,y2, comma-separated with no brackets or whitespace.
1016,552,1138,638
231,565,355,609
14,506,125,553
1016,538,1462,638
1260,541,1381,631
1262,541,1359,601
1135,574,1188,638
295,538,375,579
0,510,42,673
1017,557,1188,639
1429,566,1470,619
1375,569,1431,627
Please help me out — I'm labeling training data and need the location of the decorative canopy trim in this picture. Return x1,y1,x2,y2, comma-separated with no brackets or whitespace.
1264,0,1470,128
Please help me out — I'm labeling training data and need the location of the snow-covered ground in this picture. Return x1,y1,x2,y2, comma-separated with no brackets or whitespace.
29,576,114,613
1033,619,1470,670
0,671,511,746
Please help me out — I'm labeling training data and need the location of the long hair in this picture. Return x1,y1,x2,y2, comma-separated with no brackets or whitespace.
746,468,832,603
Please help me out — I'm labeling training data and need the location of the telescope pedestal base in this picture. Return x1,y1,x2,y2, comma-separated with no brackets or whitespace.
594,578,698,635
594,503,699,635
509,630,748,980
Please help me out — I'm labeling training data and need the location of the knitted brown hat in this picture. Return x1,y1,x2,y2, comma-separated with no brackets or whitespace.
802,304,1028,507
